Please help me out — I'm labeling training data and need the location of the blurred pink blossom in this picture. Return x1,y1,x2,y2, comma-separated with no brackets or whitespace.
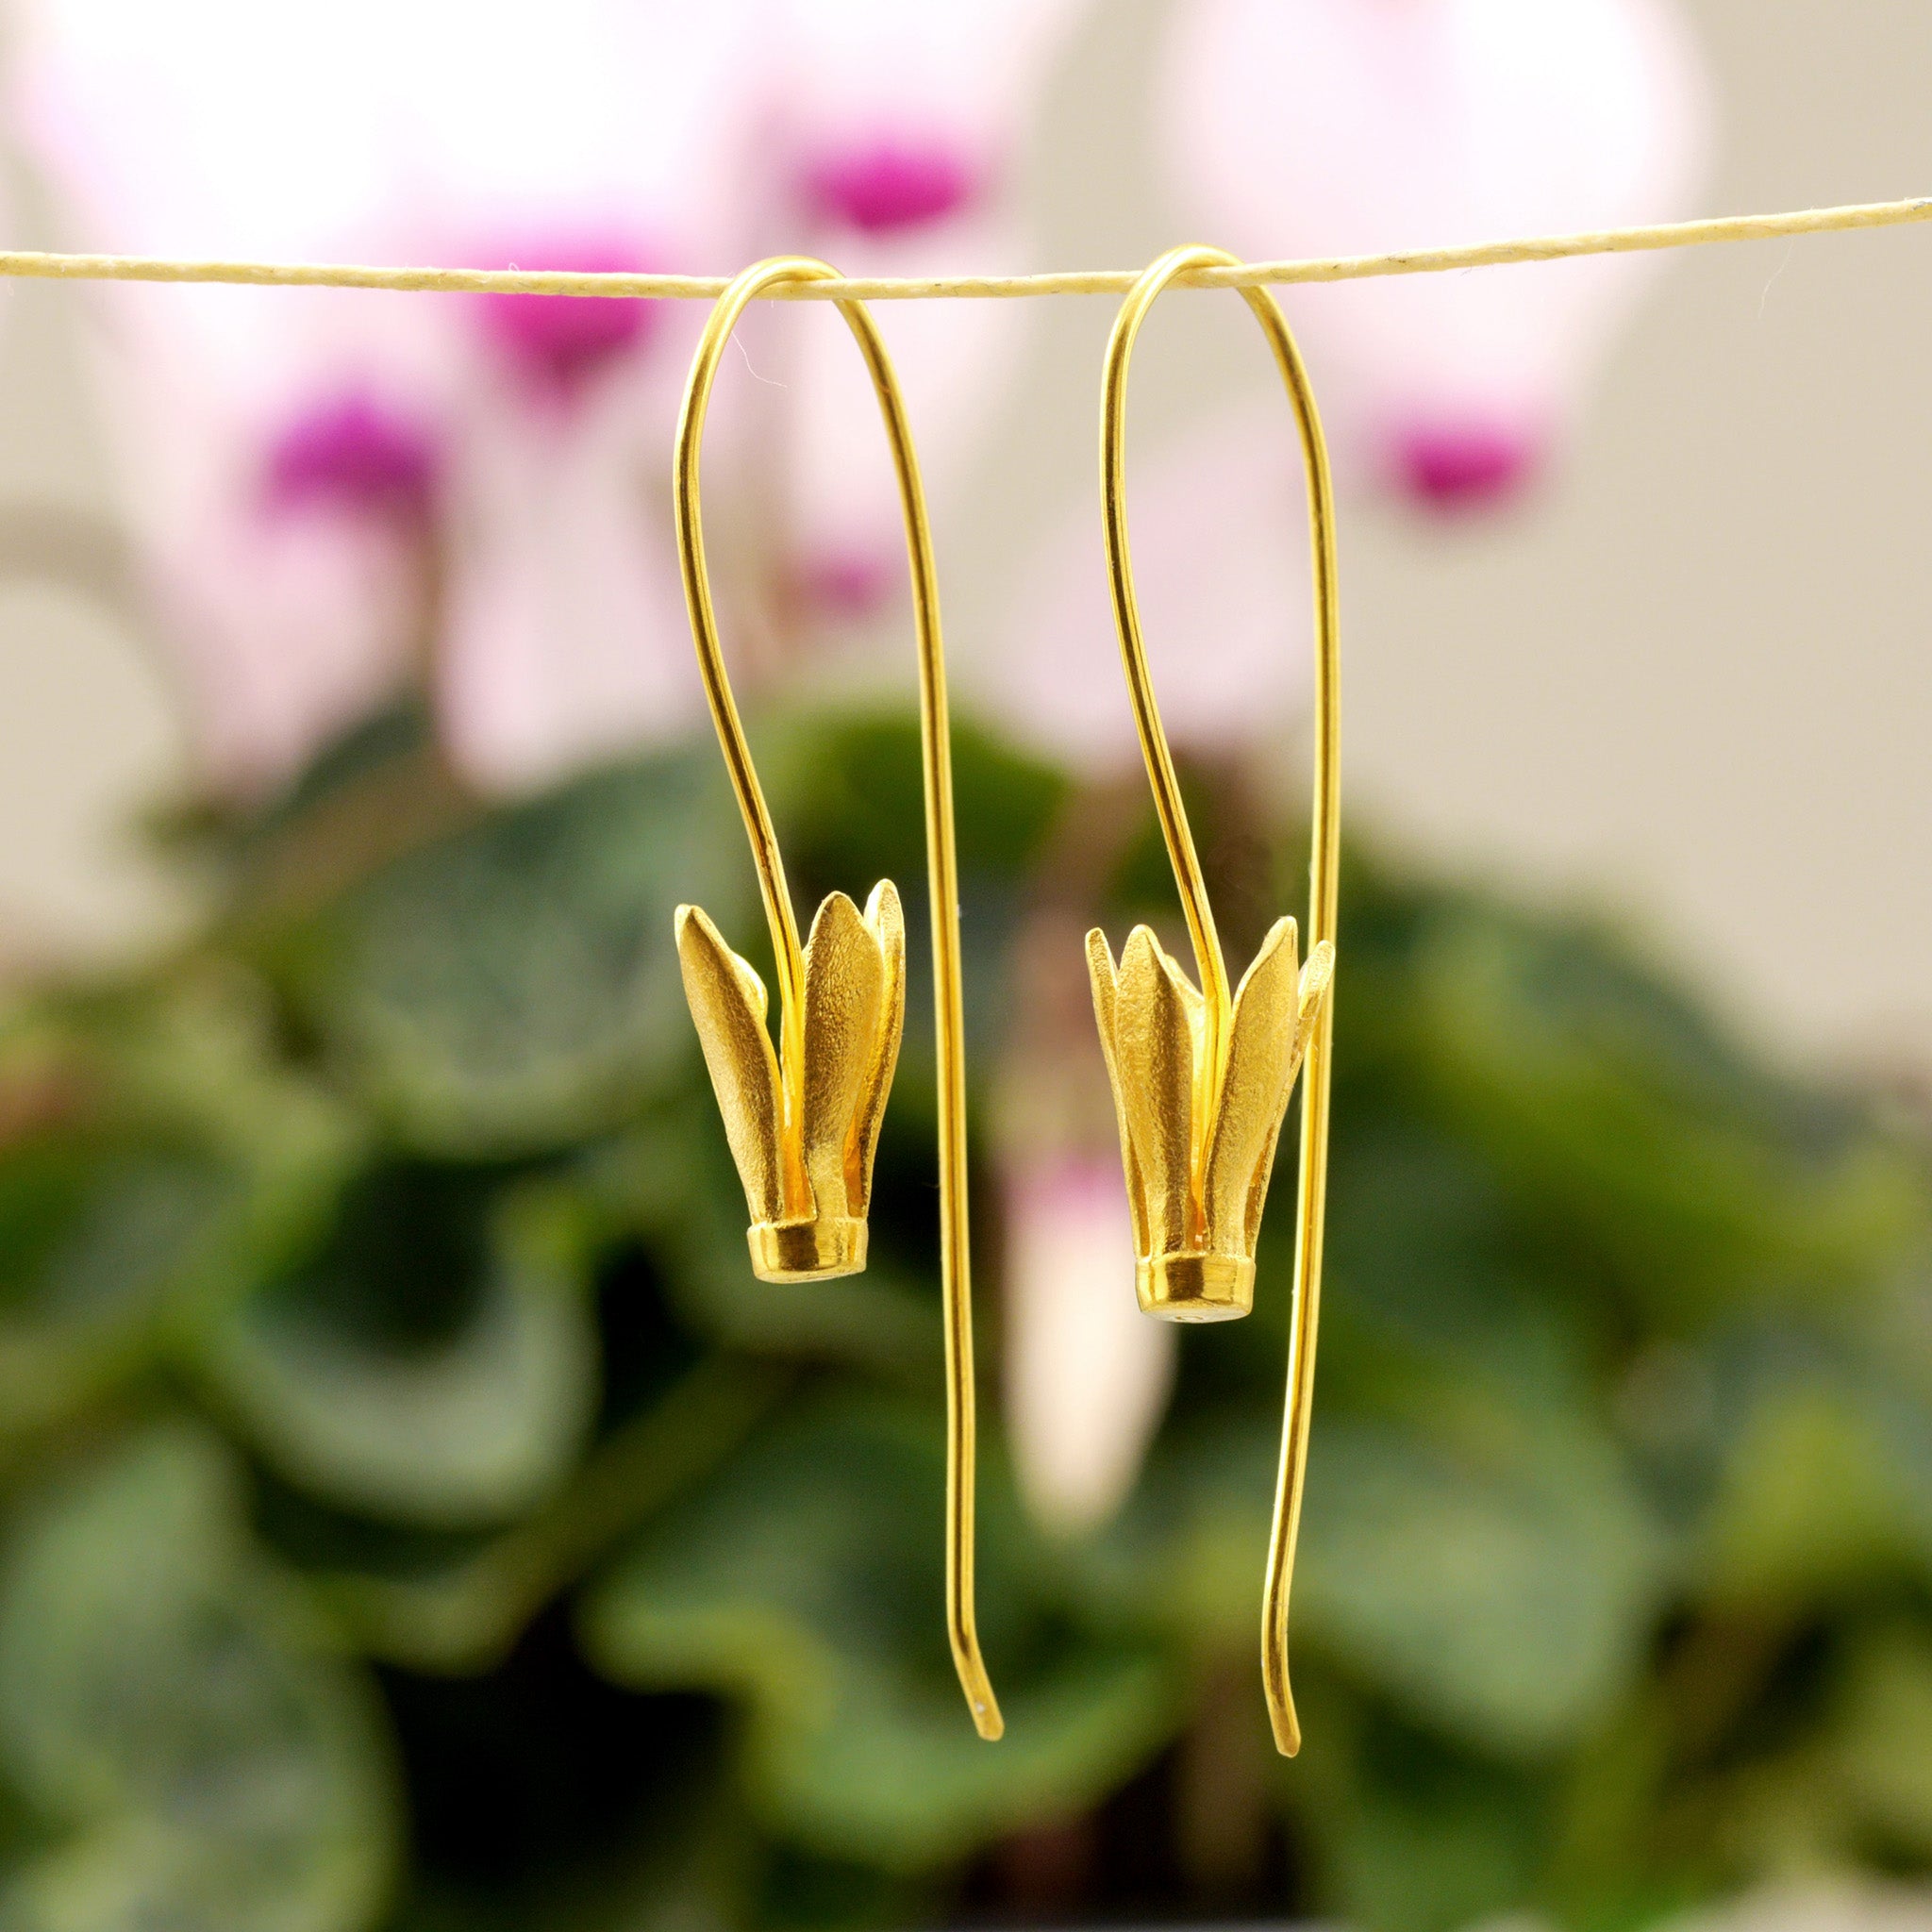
262,394,441,519
473,233,668,401
978,406,1315,772
747,0,1092,623
438,352,696,793
772,0,1082,204
75,284,456,793
13,0,758,795
1003,1157,1175,1535
1160,0,1713,508
803,141,981,236
762,216,1037,625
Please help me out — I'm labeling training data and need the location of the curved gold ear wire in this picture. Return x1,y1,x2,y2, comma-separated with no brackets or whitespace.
673,256,1002,1741
1092,245,1340,1757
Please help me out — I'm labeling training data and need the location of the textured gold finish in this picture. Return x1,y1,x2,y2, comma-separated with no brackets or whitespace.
672,257,1002,1740
674,883,904,1281
1089,921,1332,1324
1096,246,1342,1757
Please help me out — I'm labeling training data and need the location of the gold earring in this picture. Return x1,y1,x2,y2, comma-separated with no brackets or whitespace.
1090,246,1341,1757
672,257,1002,1740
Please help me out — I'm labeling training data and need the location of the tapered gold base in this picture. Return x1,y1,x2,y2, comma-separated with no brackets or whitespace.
748,1216,868,1282
1137,1252,1255,1322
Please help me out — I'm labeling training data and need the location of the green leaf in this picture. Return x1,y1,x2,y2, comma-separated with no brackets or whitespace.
1073,1409,1279,1658
306,1358,787,1675
278,747,750,1157
1100,1398,1658,1759
0,1425,397,1932
1307,1708,1547,1932
0,1126,225,1435
579,1396,1173,1871
1831,1626,1932,1857
1294,1416,1662,1757
0,978,358,1442
768,710,1066,918
594,1113,941,1380
1695,1346,1932,1607
765,709,1068,1082
1319,1117,1596,1413
195,1172,599,1529
1401,912,1929,1327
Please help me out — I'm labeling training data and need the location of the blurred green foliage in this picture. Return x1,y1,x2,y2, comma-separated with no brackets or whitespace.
0,706,1928,1931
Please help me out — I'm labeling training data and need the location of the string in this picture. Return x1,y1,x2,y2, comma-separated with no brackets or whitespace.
0,193,1923,302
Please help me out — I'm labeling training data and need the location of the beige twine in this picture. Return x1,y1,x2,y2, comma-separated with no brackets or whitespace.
0,194,1924,302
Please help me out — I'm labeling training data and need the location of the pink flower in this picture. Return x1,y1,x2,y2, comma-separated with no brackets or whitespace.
737,0,1093,625
802,140,981,236
68,283,456,794
1003,1158,1175,1535
1159,0,1713,508
436,352,697,793
975,405,1315,772
473,234,669,402
756,214,1039,626
771,0,1083,197
12,0,758,795
262,393,441,519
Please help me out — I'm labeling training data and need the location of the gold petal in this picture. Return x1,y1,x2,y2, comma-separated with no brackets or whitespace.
1114,925,1202,1257
800,890,887,1222
1086,928,1149,1258
846,879,908,1216
675,904,784,1224
1296,942,1337,1064
1202,917,1307,1254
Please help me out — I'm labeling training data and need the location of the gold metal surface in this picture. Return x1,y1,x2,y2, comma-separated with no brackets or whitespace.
1095,245,1342,1757
675,885,903,1281
672,256,1002,1740
1089,921,1331,1324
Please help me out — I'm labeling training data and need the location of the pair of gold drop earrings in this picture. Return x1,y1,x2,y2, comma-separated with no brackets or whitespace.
671,247,1340,1757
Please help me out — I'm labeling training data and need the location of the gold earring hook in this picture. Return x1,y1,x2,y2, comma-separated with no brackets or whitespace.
1095,244,1341,1757
673,255,1002,1741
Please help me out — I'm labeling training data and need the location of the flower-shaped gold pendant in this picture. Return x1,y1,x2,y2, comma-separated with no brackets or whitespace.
675,882,906,1282
1088,917,1334,1322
